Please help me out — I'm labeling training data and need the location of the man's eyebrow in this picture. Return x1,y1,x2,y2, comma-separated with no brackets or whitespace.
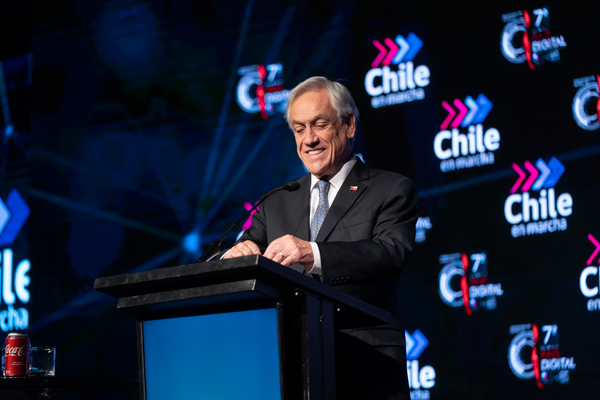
292,114,333,126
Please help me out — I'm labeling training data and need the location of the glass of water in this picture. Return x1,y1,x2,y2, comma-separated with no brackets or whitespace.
29,347,55,376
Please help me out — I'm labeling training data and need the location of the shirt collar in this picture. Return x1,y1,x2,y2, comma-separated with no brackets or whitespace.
310,155,358,191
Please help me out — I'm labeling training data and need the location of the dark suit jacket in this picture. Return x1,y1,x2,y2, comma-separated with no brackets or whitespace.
239,160,418,337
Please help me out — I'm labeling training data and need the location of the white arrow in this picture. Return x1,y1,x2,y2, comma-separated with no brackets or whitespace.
393,35,410,64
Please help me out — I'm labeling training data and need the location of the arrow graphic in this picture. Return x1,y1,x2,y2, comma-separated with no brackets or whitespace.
0,198,10,236
472,94,493,124
406,329,429,360
392,35,410,64
371,40,387,68
462,96,479,127
511,163,527,194
597,75,600,121
0,189,30,248
531,158,551,190
440,101,456,130
521,160,540,192
405,331,415,355
451,99,468,129
382,37,399,66
588,234,600,265
403,32,423,62
543,157,565,188
372,33,423,67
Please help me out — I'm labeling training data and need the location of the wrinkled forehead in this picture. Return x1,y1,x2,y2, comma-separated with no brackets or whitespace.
289,90,336,122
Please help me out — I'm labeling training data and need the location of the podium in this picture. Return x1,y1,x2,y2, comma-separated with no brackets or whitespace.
94,255,390,400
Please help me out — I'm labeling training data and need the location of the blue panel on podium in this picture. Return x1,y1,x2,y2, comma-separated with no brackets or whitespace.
143,308,281,400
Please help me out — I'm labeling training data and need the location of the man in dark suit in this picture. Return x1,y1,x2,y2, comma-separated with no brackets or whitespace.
225,76,417,399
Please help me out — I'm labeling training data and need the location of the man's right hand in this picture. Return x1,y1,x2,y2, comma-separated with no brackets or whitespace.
223,240,262,259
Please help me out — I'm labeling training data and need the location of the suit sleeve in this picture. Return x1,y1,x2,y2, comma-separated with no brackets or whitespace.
235,196,269,254
317,176,418,285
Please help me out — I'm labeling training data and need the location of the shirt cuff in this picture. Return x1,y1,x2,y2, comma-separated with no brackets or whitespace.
306,242,322,275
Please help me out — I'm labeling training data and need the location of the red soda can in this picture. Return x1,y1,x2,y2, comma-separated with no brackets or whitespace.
4,332,30,376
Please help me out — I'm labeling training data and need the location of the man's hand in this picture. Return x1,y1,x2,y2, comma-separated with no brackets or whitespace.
264,235,314,269
223,240,262,259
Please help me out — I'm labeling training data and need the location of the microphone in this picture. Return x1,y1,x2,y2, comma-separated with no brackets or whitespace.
196,180,301,262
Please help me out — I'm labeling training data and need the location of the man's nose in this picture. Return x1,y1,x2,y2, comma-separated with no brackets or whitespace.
303,127,319,145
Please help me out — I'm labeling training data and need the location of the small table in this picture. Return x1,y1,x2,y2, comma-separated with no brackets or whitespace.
0,376,139,399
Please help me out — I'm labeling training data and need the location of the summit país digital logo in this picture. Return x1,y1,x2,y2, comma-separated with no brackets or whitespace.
508,323,575,388
236,63,289,119
438,252,503,315
572,75,599,131
501,6,567,70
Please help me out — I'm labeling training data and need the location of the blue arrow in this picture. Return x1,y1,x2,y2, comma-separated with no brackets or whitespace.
402,33,423,62
405,331,415,356
532,158,550,190
471,94,493,124
0,198,10,237
461,96,479,127
407,329,429,360
392,35,410,64
0,189,30,248
543,157,565,189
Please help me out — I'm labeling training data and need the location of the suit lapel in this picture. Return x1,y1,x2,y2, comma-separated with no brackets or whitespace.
290,174,311,241
316,160,370,242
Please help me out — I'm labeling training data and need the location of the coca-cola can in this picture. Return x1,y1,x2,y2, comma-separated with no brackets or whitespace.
3,332,30,376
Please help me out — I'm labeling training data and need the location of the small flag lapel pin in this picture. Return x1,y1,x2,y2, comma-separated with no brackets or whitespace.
350,186,358,191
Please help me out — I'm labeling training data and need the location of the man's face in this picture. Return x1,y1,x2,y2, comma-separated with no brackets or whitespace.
289,90,355,180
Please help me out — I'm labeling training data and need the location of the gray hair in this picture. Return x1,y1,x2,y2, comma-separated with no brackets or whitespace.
284,76,360,129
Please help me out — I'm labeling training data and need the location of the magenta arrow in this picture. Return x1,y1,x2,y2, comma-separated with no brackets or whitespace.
371,40,387,68
588,234,600,265
451,99,468,129
440,101,456,130
521,160,540,192
382,37,399,66
511,163,526,194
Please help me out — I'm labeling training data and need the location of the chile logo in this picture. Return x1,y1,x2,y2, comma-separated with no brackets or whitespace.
433,94,500,172
508,324,575,388
236,63,289,120
580,233,600,311
438,252,503,315
364,32,430,109
500,7,566,70
504,156,572,238
572,75,600,131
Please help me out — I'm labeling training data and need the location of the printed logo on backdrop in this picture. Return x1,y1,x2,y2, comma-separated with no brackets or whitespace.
415,217,432,243
500,6,567,70
236,63,289,120
364,32,430,109
433,94,500,172
405,329,436,399
508,324,575,388
504,156,572,238
438,252,503,315
0,189,30,332
572,75,600,131
580,233,600,311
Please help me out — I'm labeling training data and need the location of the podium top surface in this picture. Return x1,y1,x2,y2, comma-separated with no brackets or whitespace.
94,255,390,326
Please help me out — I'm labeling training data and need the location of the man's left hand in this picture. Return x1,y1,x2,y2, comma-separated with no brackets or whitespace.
264,234,314,268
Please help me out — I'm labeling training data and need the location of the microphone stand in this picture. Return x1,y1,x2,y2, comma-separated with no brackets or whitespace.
195,181,300,263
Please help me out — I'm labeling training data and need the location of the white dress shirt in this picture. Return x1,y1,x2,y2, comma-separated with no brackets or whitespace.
307,156,357,274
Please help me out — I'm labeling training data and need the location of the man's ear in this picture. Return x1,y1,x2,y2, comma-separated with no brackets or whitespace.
345,113,356,140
